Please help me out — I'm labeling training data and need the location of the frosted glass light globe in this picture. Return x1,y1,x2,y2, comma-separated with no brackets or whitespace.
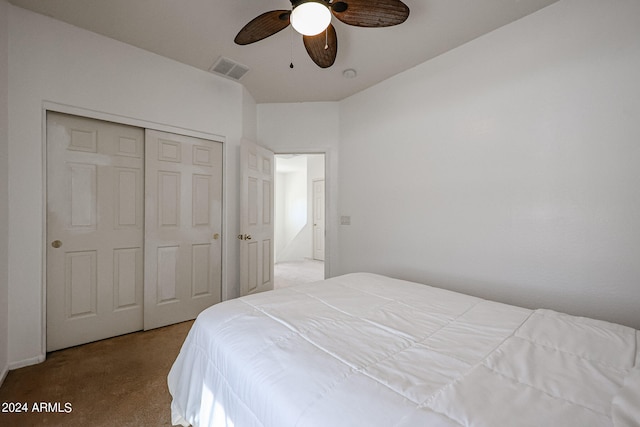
290,2,331,36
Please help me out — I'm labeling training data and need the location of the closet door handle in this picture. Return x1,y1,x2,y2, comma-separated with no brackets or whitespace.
51,240,62,248
237,234,252,241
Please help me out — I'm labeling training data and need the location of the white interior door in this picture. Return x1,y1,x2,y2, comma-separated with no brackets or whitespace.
240,140,274,296
46,112,144,352
144,129,223,330
312,179,325,261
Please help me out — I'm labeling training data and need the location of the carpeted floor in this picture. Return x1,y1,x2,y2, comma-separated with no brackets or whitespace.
0,320,193,427
274,259,324,289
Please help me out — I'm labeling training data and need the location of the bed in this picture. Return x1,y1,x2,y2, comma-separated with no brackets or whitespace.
167,273,640,427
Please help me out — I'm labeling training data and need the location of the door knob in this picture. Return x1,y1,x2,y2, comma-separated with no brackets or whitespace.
213,233,220,240
51,240,62,248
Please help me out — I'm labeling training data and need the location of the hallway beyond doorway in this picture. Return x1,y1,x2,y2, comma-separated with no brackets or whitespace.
274,259,324,289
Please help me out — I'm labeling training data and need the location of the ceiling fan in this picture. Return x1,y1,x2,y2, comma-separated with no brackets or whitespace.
234,0,410,68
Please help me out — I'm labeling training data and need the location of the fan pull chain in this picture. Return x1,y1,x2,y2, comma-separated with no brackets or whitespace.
324,28,329,50
290,26,295,69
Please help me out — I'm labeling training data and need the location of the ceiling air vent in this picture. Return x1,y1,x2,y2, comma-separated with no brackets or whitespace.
209,56,250,81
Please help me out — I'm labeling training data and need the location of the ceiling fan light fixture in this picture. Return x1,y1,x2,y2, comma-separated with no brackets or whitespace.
290,1,332,36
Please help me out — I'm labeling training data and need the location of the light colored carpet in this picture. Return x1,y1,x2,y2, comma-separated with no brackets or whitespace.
274,259,325,289
0,320,193,426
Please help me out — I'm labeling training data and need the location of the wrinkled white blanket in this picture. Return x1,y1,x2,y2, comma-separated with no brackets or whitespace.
168,273,638,427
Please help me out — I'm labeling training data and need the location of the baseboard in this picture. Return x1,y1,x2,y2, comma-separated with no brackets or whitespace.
8,353,46,371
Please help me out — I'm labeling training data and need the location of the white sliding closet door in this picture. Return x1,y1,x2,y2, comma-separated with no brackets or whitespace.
144,129,223,330
46,112,144,352
47,113,224,351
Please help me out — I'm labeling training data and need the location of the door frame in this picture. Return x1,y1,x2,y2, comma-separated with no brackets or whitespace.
40,101,227,356
273,150,330,281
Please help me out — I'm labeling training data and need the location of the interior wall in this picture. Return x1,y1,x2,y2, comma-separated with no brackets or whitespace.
0,0,10,384
337,0,640,329
257,102,339,276
275,167,287,261
7,5,251,368
275,156,309,262
233,88,258,300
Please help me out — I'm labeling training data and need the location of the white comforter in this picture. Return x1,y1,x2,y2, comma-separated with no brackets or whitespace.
168,273,639,427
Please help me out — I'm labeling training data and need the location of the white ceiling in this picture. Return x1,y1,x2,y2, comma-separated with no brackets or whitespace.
8,0,559,104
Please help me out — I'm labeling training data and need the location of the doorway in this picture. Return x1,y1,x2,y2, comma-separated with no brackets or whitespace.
273,153,325,289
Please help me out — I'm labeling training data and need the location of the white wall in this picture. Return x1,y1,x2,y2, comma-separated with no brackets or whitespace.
231,88,258,300
0,0,10,384
275,156,309,262
7,5,252,367
337,0,640,329
258,103,339,275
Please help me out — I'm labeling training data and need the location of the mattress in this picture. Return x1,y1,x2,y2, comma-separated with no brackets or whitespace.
167,273,639,427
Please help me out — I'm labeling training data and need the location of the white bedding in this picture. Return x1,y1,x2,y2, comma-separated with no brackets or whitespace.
168,273,639,427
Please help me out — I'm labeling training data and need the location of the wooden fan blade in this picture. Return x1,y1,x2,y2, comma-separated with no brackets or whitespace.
303,24,337,68
331,0,409,27
234,10,291,45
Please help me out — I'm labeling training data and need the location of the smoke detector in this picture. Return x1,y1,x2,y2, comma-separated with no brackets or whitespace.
343,68,357,79
209,56,250,81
